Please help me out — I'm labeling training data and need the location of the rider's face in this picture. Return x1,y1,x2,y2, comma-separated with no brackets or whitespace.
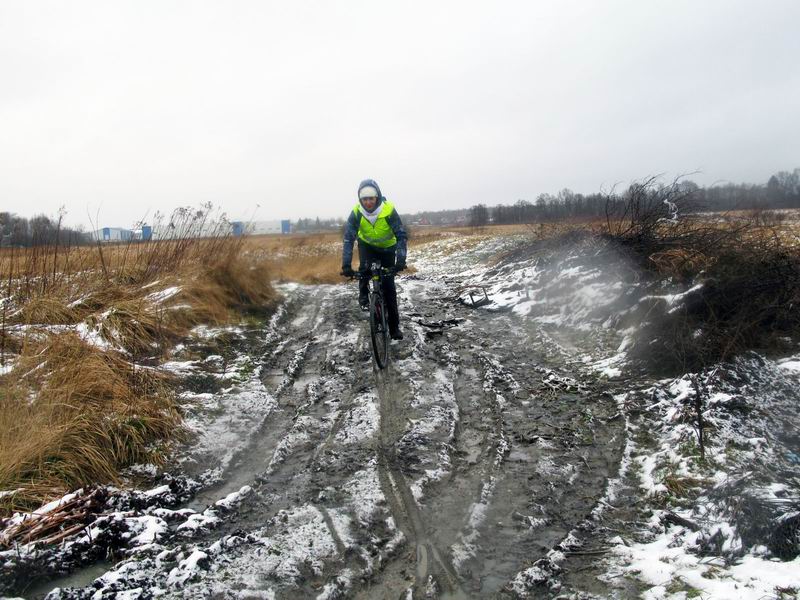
361,197,378,211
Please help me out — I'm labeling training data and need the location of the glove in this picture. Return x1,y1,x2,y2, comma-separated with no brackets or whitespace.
341,265,355,277
395,260,406,272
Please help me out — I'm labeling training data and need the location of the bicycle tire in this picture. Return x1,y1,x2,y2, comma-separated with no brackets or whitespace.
369,292,390,369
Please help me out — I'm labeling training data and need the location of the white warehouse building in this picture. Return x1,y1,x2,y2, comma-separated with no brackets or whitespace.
92,227,133,242
248,220,291,235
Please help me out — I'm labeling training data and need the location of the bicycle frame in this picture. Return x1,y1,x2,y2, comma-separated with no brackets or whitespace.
356,261,394,369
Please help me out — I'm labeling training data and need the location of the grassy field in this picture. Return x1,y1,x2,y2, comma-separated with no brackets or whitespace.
244,232,343,284
0,222,278,514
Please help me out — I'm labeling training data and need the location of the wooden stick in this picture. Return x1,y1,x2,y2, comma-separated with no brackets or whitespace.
36,523,87,546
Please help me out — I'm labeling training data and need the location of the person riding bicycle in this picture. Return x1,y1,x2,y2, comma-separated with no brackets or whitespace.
341,179,408,340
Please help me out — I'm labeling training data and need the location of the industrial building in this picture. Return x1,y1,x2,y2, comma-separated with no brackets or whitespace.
92,220,290,242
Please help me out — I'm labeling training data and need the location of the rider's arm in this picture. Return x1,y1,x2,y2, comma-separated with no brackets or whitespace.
342,211,360,267
387,209,408,265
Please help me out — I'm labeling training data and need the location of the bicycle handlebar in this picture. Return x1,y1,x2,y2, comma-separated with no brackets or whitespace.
341,266,400,280
358,267,397,279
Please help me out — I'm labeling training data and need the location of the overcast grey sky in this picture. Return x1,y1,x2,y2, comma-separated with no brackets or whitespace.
2,1,799,228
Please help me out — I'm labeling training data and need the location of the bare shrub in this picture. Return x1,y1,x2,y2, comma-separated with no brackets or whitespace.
603,177,800,372
604,176,693,247
747,208,788,228
648,248,716,282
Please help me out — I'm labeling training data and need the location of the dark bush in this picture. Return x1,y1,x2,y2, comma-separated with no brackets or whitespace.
604,177,800,372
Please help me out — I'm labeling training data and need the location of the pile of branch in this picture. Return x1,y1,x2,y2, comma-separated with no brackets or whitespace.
604,176,692,249
602,176,748,267
0,488,106,548
603,176,800,371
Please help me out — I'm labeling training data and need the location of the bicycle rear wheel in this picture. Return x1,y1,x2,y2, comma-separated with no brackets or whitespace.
369,293,390,369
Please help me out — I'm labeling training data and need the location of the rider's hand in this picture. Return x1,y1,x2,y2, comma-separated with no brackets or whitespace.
341,266,355,277
395,261,406,272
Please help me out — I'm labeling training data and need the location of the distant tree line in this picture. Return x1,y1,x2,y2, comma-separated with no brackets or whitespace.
0,211,89,248
6,169,799,244
460,169,800,227
293,216,345,232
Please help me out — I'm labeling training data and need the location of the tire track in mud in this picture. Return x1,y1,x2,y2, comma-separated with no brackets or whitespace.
212,285,370,529
197,276,559,597
371,304,505,596
373,369,467,600
185,285,324,511
377,274,627,598
354,275,475,599
185,285,369,526
361,276,515,599
358,280,511,598
181,283,416,597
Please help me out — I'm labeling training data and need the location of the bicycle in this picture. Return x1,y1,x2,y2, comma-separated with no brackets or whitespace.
348,261,396,369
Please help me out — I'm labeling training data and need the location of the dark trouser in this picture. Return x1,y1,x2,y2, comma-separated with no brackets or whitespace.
358,240,400,331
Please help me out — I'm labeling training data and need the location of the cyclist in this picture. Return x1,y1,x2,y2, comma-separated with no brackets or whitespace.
341,178,408,340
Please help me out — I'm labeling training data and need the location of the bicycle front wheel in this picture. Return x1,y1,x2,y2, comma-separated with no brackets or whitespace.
369,293,390,369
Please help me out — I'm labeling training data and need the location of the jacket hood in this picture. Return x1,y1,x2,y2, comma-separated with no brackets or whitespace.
358,179,384,209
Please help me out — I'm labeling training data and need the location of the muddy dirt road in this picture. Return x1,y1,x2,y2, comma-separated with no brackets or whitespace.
170,272,621,598
25,249,629,599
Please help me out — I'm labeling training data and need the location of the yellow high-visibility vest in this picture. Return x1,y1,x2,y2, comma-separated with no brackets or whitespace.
353,201,397,248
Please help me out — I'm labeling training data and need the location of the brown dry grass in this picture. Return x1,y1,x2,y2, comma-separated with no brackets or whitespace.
243,233,342,284
663,473,708,498
0,334,181,513
0,212,279,515
13,297,80,326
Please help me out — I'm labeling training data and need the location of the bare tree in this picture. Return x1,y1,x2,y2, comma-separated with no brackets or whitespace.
469,204,489,228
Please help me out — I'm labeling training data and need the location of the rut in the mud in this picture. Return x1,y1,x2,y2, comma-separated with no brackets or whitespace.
363,274,626,598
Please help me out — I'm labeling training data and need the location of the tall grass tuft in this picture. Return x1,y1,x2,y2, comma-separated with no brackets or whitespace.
0,334,181,513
